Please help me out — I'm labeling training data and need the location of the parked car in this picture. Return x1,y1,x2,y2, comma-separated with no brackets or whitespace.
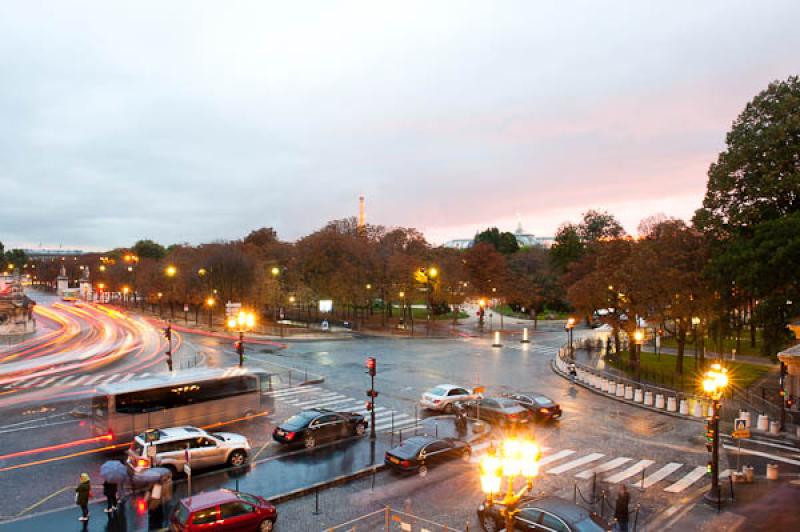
462,397,531,427
478,496,609,531
272,408,368,448
170,488,277,531
419,384,482,413
502,392,562,422
384,436,471,476
127,426,250,475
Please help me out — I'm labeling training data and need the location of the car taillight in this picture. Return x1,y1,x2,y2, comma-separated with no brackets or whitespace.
540,408,549,414
285,431,295,440
509,414,517,419
433,399,441,404
400,460,411,467
136,458,149,468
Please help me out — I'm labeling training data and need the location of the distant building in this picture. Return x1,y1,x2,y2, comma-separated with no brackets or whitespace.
443,223,554,250
23,249,86,260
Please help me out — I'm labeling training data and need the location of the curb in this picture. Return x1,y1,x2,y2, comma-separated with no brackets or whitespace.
550,358,704,424
267,463,386,505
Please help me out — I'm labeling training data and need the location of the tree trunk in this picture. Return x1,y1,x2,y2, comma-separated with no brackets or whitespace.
676,325,687,375
749,298,757,348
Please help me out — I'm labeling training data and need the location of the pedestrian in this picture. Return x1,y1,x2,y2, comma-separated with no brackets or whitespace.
75,473,91,522
103,479,118,513
614,484,630,532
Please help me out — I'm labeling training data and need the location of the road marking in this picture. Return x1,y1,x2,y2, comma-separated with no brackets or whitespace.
722,436,800,453
52,376,76,386
604,460,655,483
84,375,105,386
263,386,321,398
137,373,151,379
308,398,363,409
723,445,800,466
18,377,46,388
575,457,632,479
538,449,576,467
118,373,135,383
70,376,90,387
635,462,683,488
34,376,60,388
102,374,121,384
547,453,604,475
354,406,389,417
664,466,707,493
288,393,343,406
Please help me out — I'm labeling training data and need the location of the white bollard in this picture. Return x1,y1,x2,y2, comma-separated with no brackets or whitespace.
595,376,602,390
644,391,654,406
634,389,643,403
624,385,634,400
679,399,689,415
667,397,677,412
655,394,665,409
739,411,751,427
769,420,780,434
602,379,609,393
766,463,779,480
757,415,769,431
693,401,703,417
616,384,625,398
608,382,617,395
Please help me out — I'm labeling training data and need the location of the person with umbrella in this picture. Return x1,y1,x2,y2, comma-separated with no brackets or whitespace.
100,460,128,514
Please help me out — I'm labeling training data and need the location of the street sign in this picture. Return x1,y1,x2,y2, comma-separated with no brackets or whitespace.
183,464,191,475
732,429,750,439
733,418,750,438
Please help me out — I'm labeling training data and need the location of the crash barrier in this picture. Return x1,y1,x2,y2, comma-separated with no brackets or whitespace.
572,477,642,531
324,506,465,531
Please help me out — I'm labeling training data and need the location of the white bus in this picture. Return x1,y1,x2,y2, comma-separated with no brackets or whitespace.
91,367,275,443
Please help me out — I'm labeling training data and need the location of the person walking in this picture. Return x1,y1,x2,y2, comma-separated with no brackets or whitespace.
75,473,91,522
103,479,118,513
614,484,630,532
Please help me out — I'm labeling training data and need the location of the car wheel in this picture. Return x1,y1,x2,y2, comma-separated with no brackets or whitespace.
444,403,454,414
479,514,500,532
304,434,316,449
228,450,248,467
354,423,366,436
419,465,428,477
259,519,274,532
164,464,178,478
462,448,471,462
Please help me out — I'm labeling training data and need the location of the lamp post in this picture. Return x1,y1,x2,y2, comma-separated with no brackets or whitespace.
206,297,215,330
702,363,729,506
565,318,576,356
633,328,645,381
479,438,541,531
165,265,177,319
227,310,255,368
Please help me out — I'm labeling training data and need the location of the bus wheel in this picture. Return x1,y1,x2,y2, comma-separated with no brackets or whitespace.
228,450,247,467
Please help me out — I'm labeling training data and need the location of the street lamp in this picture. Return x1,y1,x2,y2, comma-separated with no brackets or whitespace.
702,363,729,506
565,318,576,354
692,316,701,368
227,310,256,367
479,438,541,531
165,265,177,319
633,328,645,380
205,297,215,330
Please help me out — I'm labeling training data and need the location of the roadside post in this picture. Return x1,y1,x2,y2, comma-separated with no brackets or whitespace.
732,417,750,472
184,445,192,498
366,357,377,440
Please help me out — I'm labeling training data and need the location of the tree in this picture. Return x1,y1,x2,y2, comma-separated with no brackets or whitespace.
133,239,167,260
695,76,800,237
550,223,583,274
475,227,519,254
578,209,625,242
506,247,560,321
464,242,510,297
4,248,28,269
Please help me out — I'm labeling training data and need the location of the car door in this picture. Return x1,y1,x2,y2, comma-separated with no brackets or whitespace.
189,436,220,468
513,394,534,411
218,501,257,531
310,414,339,442
422,440,451,467
480,399,498,422
155,439,189,471
512,508,543,531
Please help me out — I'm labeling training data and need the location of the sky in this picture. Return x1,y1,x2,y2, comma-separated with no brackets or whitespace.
1,1,799,250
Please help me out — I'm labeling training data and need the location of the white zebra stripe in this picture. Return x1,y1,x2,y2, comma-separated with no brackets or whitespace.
538,450,576,467
51,376,77,386
35,376,61,388
664,466,707,493
118,373,136,383
575,457,632,479
18,377,46,387
287,393,343,406
306,398,363,410
264,386,321,398
84,375,105,385
547,453,605,475
635,463,683,489
101,374,121,385
604,460,655,484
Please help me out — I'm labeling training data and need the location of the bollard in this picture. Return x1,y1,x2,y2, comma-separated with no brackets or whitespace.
312,487,321,515
693,401,703,417
644,391,654,406
739,411,751,427
602,379,609,393
757,414,769,431
655,394,665,409
624,385,634,400
743,465,754,483
766,463,779,480
769,420,780,434
679,399,689,415
616,384,625,398
667,397,677,412
708,404,715,417
608,382,617,395
633,389,643,403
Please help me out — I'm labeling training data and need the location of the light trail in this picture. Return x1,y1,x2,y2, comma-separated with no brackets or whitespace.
0,433,114,461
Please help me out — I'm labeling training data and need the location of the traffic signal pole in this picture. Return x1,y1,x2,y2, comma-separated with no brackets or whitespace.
704,398,721,505
164,322,173,372
366,357,377,440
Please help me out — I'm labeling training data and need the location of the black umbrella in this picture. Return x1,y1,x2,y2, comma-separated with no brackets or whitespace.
100,460,129,484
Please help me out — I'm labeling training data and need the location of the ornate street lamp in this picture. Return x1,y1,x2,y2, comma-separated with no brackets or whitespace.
227,310,255,367
702,363,729,506
205,297,215,330
565,317,576,355
479,438,541,531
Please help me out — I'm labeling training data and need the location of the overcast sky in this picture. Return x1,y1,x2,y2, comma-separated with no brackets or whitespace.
1,1,798,250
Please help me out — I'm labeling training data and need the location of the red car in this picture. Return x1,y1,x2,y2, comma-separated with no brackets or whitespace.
170,489,277,531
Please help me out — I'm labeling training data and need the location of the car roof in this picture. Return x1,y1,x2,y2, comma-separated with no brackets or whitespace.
519,392,554,401
430,384,464,391
180,489,241,511
396,436,437,448
521,496,592,523
136,426,206,443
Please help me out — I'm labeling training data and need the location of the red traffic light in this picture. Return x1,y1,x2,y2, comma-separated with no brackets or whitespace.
365,401,373,411
366,357,376,376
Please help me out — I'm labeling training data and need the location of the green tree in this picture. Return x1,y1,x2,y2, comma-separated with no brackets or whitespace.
475,227,519,254
4,248,28,269
133,239,166,260
550,223,583,274
578,209,625,242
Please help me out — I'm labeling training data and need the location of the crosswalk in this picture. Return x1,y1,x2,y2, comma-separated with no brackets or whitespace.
1,372,155,390
467,442,711,494
263,385,422,434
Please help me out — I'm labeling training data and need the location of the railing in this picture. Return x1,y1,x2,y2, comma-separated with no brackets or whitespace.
573,478,642,531
324,506,465,532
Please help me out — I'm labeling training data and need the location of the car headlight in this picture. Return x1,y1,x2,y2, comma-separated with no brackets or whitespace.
478,503,485,512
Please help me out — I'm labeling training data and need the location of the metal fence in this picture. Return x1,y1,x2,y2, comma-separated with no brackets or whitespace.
324,507,466,532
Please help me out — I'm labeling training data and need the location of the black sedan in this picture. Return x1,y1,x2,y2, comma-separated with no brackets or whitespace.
502,392,562,422
478,496,609,531
384,436,471,476
462,397,531,427
272,408,367,449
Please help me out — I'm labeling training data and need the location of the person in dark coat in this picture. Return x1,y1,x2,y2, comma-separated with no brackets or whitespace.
103,480,118,513
614,484,630,532
75,473,91,521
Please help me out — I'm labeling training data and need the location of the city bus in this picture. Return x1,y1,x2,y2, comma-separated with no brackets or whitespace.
91,367,276,443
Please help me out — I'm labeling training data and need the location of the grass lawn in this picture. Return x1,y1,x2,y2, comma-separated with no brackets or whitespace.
608,350,771,393
408,308,468,320
495,305,569,320
660,332,771,358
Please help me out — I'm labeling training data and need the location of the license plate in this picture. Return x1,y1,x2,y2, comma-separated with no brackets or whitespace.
389,456,399,464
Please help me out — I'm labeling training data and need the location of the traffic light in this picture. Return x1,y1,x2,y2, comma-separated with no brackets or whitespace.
786,396,795,409
707,461,713,475
365,401,373,411
705,419,715,452
235,340,245,367
162,326,172,341
366,357,376,377
366,389,379,398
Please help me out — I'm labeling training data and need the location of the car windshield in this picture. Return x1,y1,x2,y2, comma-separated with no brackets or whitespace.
284,412,316,427
429,386,449,396
209,433,225,441
497,399,519,408
237,492,260,506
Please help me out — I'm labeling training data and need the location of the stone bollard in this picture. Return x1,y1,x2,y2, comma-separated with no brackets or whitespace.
602,379,609,393
667,397,677,412
679,399,689,415
769,421,780,435
607,382,616,395
624,385,634,400
739,410,751,427
616,384,625,398
595,376,602,390
757,415,769,431
655,394,665,409
644,391,654,406
634,389,643,403
766,463,779,480
692,401,703,417
743,465,754,483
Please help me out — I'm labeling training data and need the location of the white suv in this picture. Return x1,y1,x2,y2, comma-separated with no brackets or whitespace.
420,384,482,413
127,426,250,474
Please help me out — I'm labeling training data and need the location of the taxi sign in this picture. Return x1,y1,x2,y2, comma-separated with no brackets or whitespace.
473,386,486,394
732,418,750,438
732,429,750,439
